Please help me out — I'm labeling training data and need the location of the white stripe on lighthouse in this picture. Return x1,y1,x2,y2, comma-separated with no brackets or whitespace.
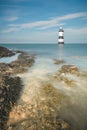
58,39,64,42
59,32,63,36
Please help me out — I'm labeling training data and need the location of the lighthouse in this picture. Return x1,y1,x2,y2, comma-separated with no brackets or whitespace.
58,27,64,44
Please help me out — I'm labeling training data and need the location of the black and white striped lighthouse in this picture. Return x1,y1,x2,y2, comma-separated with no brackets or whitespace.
58,27,64,44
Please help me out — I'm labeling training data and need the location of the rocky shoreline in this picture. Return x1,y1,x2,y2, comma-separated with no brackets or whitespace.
1,46,85,130
0,75,23,130
0,46,35,130
0,47,15,58
0,50,35,76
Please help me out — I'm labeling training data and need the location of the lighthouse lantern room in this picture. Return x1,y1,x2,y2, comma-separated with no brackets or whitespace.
58,27,64,44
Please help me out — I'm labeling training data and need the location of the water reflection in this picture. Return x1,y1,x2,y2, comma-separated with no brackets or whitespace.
57,44,65,60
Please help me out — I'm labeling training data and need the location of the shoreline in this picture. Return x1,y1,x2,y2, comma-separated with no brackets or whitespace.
0,46,87,130
0,46,35,130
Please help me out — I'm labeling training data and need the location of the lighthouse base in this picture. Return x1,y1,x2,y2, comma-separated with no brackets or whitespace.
58,42,64,44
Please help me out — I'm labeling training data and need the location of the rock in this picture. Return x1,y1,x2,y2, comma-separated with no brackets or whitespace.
59,65,79,74
57,119,72,130
54,59,65,64
11,53,35,68
7,81,73,130
0,75,23,130
51,65,78,87
0,46,15,58
0,52,35,75
9,53,35,74
0,63,12,75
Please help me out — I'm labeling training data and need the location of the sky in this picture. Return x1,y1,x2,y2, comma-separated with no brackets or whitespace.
0,0,87,43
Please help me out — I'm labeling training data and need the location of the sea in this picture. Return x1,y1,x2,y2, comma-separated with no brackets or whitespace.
0,43,87,130
0,43,87,70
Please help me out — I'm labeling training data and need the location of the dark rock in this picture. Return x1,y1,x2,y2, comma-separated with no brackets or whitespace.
0,75,23,130
0,46,15,58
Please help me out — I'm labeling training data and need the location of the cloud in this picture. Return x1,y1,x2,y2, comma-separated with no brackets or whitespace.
5,16,18,21
57,12,87,21
2,27,19,33
0,30,57,43
2,12,87,33
1,27,87,43
64,27,87,43
19,12,87,29
39,23,65,30
65,27,87,34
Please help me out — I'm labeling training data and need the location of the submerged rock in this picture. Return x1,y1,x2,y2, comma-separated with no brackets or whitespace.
41,82,65,108
51,65,79,87
0,46,15,58
0,75,23,130
59,65,79,74
54,59,65,64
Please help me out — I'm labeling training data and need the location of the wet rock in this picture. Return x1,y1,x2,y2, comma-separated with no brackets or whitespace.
42,82,65,108
54,59,65,64
0,52,35,75
0,75,23,130
57,119,73,130
11,53,35,68
7,82,73,130
7,104,73,130
0,63,12,75
10,53,35,74
51,65,78,87
52,71,75,87
59,65,79,74
0,46,15,58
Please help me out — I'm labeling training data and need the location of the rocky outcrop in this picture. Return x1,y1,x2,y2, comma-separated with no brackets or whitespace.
0,47,35,130
0,47,74,130
59,65,79,74
7,82,73,130
54,59,65,64
51,65,79,87
0,52,35,75
0,75,23,130
0,46,15,58
11,53,35,70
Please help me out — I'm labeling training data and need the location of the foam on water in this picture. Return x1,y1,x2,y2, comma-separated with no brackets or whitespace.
17,57,58,103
